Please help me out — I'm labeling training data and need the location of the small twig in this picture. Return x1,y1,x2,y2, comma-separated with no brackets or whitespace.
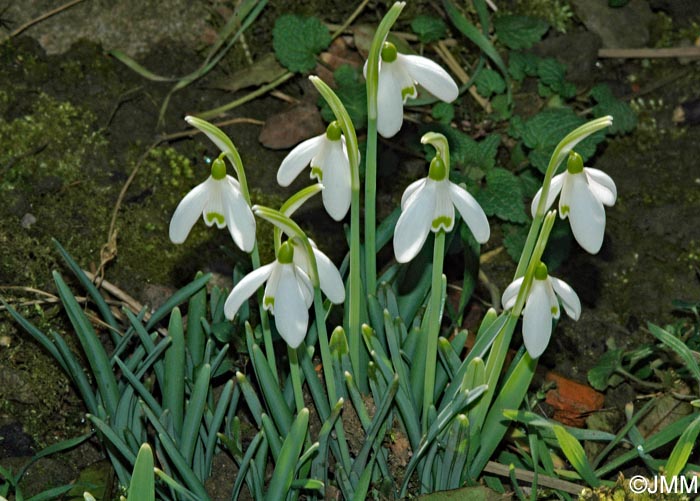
484,461,585,495
330,0,371,40
5,0,87,40
434,40,491,112
270,90,298,104
598,46,700,59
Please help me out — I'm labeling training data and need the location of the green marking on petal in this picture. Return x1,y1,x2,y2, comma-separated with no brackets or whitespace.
277,241,294,264
211,156,227,180
534,262,548,280
401,86,416,100
381,41,398,62
326,121,342,141
561,205,570,215
566,151,584,174
428,156,447,181
310,166,323,181
264,296,274,309
432,215,452,230
551,306,558,315
205,212,225,225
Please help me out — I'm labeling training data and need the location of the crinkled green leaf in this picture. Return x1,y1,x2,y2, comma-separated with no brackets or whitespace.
273,15,330,72
519,107,606,172
411,15,448,44
494,15,549,50
508,51,539,81
476,168,528,223
432,102,455,124
491,94,511,119
320,64,367,129
537,58,576,98
423,124,501,173
587,349,623,391
503,223,529,261
590,84,637,134
475,68,506,97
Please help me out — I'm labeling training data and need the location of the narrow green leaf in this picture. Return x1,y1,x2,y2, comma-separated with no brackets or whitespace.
665,413,700,477
180,364,211,465
86,414,137,464
648,322,700,386
265,408,310,501
128,444,155,501
552,425,600,487
53,271,120,417
251,342,293,435
186,274,208,372
164,307,186,437
51,332,99,415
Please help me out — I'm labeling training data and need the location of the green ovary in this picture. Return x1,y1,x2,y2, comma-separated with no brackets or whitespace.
205,212,225,225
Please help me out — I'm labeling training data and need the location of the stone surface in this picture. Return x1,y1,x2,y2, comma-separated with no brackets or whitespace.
3,0,211,56
570,0,654,48
258,102,326,149
532,30,602,86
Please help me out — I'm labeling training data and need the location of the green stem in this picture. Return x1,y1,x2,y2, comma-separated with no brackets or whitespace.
288,346,305,414
422,230,446,431
349,184,363,384
365,117,378,296
314,289,336,402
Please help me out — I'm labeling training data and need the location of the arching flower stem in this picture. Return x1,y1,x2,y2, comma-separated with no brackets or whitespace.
513,116,612,280
309,76,366,387
364,2,405,298
185,115,279,381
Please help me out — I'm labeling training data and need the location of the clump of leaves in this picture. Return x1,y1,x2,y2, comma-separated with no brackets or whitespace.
273,15,330,72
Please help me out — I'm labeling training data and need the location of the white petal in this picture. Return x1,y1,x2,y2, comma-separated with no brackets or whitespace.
376,62,406,138
398,54,459,103
221,177,256,252
169,179,210,244
448,182,490,243
545,279,560,320
522,281,553,359
584,168,617,206
274,265,310,348
531,173,565,217
502,276,524,310
202,180,226,228
568,174,606,254
313,247,345,304
296,266,314,308
263,263,283,312
393,182,435,263
433,181,455,231
277,135,325,186
550,277,581,320
224,263,274,319
401,178,427,209
320,140,351,220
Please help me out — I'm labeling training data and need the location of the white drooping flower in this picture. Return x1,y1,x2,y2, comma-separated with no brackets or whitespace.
169,157,255,252
366,41,459,138
277,121,352,221
502,263,581,359
531,151,617,254
224,241,313,348
393,155,489,263
289,237,345,305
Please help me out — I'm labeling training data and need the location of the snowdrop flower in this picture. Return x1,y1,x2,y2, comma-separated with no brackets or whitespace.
393,155,489,263
277,121,352,221
289,237,345,305
169,156,255,252
502,262,581,359
224,241,313,348
531,151,617,254
367,41,459,138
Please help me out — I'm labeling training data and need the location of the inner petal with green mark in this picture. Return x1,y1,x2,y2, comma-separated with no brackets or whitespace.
432,215,452,230
401,86,416,100
561,205,570,216
264,296,274,309
551,306,559,315
205,212,225,225
310,166,323,181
